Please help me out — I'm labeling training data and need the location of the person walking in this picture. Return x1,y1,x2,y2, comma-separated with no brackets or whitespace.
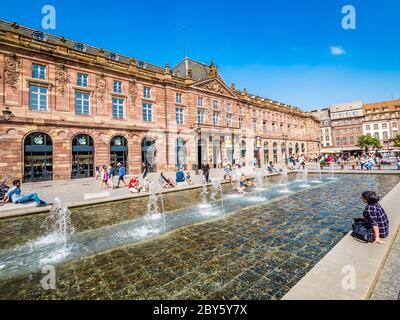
202,162,210,183
115,162,127,188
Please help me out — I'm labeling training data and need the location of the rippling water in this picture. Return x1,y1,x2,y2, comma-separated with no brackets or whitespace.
0,173,398,299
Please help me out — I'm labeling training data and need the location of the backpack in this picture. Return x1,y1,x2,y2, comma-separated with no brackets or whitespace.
351,219,373,243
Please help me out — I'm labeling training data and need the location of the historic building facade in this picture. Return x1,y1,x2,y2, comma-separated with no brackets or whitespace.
310,108,332,149
0,20,320,182
363,99,400,152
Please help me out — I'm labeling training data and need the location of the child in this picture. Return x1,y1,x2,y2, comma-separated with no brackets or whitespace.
238,174,247,194
185,172,193,185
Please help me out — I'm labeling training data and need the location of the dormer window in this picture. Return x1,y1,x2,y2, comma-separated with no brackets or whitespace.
32,31,47,42
73,43,87,52
106,52,118,61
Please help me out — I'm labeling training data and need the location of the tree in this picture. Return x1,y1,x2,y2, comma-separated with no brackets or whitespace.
358,135,381,151
394,134,400,148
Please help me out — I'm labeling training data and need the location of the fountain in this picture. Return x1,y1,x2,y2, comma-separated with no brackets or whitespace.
210,178,224,212
199,176,211,207
327,164,337,180
299,167,311,187
278,168,291,193
146,182,166,229
42,197,74,258
311,164,324,183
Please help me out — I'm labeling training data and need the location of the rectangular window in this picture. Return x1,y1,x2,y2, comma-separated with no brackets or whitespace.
226,114,232,127
113,81,122,93
143,87,151,99
325,135,330,141
75,92,90,115
263,121,267,132
382,123,387,129
336,137,340,145
213,100,218,109
392,122,398,128
365,124,370,131
213,112,219,126
176,93,183,104
198,110,204,124
176,107,184,124
373,124,379,130
252,119,257,130
32,64,46,79
374,132,379,139
77,73,88,87
382,131,388,140
349,136,354,144
393,130,398,138
29,85,48,111
198,97,203,107
226,103,231,113
143,103,152,122
239,117,243,129
112,97,124,119
342,137,347,145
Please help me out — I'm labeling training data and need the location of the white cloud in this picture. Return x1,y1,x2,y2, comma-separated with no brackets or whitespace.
330,46,346,56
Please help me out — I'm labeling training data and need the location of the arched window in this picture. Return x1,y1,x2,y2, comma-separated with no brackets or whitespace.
72,134,94,179
288,143,293,156
240,140,246,161
273,142,278,163
110,136,128,171
141,137,156,172
176,138,187,170
263,142,269,164
24,132,53,182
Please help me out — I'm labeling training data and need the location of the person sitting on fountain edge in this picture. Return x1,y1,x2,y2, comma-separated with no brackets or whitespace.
128,175,142,193
160,171,175,188
267,161,279,174
185,171,193,185
356,191,389,244
1,180,48,207
175,168,185,185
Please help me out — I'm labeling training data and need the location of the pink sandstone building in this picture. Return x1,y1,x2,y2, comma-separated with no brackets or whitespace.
0,20,320,182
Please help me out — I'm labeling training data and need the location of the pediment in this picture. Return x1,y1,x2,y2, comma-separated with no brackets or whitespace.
191,78,237,98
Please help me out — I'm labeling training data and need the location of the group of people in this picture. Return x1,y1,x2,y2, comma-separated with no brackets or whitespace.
318,152,400,170
96,162,127,189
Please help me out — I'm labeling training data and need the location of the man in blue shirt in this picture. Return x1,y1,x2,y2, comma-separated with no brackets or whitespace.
115,162,127,188
1,180,48,207
175,168,185,184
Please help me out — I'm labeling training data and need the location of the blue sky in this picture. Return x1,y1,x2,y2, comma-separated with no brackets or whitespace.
1,0,399,110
